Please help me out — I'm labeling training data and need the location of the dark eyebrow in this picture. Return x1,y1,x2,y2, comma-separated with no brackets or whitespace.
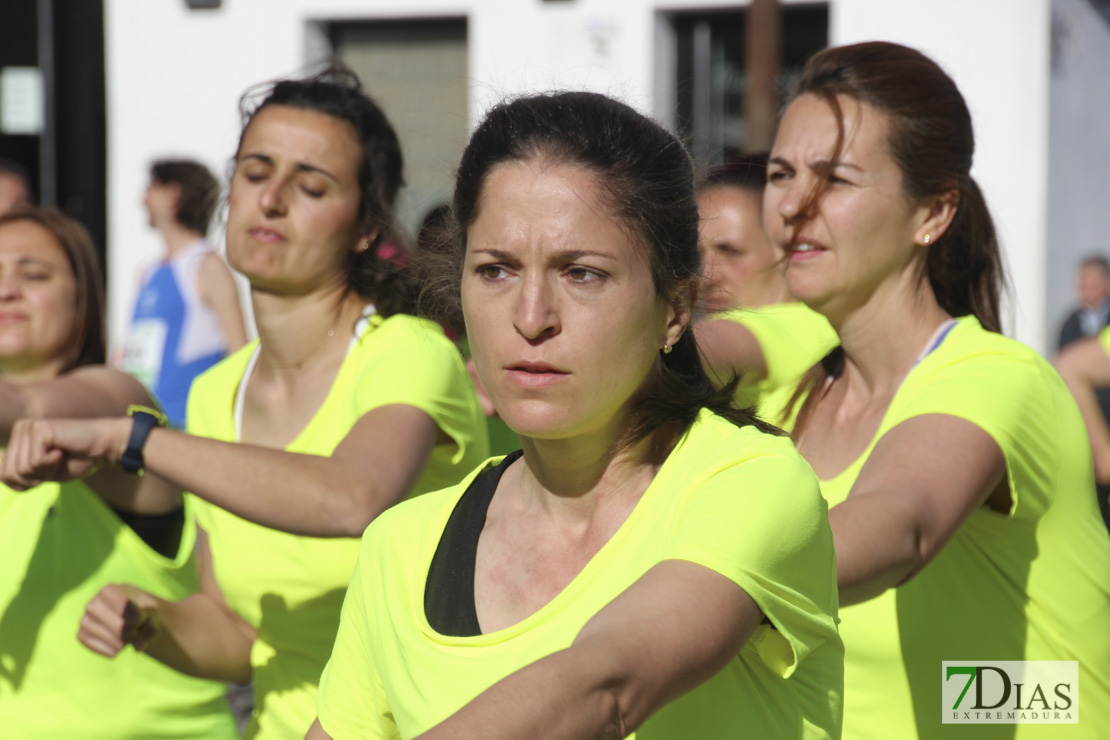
471,248,618,262
552,249,618,262
768,155,863,174
239,153,341,183
811,158,864,173
471,249,514,260
16,256,57,269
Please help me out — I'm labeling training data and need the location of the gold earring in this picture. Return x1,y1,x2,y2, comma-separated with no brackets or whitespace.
663,344,673,355
922,233,932,245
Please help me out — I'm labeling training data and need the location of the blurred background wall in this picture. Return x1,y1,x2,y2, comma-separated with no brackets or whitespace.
2,0,1107,356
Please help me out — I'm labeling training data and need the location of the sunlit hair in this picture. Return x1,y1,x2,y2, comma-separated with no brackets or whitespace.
0,208,105,371
424,91,782,446
235,62,418,317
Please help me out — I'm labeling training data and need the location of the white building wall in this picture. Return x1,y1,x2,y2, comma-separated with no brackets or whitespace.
831,0,1052,349
1046,0,1110,349
104,0,1055,352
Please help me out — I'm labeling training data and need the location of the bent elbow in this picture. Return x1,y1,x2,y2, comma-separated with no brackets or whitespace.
326,483,393,538
599,686,632,739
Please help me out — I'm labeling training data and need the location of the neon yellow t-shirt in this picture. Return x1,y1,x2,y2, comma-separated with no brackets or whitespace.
714,302,837,419
809,316,1110,739
317,410,843,739
189,313,489,740
0,481,237,739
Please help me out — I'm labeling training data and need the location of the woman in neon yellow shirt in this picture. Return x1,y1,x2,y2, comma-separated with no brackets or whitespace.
309,92,843,739
0,208,237,738
2,66,488,739
763,42,1110,738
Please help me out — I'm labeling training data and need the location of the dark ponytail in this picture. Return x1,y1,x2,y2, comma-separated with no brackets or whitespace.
927,177,1003,332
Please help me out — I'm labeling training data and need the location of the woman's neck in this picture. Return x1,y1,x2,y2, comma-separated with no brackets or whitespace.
514,417,675,526
250,282,364,374
0,357,66,384
831,278,953,398
754,271,793,307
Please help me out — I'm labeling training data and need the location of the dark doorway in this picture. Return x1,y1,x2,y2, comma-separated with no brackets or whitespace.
672,4,828,167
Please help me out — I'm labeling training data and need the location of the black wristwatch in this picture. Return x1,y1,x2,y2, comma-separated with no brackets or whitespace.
120,405,168,475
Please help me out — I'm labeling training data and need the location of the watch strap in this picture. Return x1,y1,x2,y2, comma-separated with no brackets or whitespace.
120,405,167,475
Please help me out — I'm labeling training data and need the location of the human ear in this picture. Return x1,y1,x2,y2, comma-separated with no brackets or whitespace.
914,187,959,247
354,227,381,254
663,279,697,349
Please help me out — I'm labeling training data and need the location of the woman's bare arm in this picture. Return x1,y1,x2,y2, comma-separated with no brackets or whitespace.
196,252,248,351
0,366,180,514
1056,336,1110,483
0,366,152,442
412,559,762,740
694,318,767,386
79,528,255,683
0,403,440,537
830,413,1006,606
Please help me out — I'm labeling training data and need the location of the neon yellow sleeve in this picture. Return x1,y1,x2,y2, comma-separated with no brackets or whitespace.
353,315,486,466
665,447,839,677
889,342,1062,519
719,303,838,392
316,541,400,740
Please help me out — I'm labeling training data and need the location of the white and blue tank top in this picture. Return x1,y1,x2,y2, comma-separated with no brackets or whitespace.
122,240,230,428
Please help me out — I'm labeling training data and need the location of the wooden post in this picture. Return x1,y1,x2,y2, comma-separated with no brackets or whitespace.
744,0,781,153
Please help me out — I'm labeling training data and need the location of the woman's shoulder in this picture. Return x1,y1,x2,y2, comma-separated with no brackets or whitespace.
357,313,461,360
914,316,1056,393
669,411,816,493
892,316,1072,444
375,312,453,341
682,409,800,458
363,456,507,547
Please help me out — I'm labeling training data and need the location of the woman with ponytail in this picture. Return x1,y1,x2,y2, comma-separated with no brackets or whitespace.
309,91,844,739
765,41,1110,738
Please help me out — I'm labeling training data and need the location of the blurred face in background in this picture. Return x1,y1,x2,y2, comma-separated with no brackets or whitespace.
0,172,31,217
0,219,78,380
143,180,179,230
697,184,780,311
1079,262,1110,310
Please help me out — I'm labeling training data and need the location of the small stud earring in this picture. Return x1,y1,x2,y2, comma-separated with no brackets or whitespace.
922,233,932,245
663,344,673,355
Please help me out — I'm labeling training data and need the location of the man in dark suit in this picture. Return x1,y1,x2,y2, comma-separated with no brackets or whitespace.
1060,256,1110,349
